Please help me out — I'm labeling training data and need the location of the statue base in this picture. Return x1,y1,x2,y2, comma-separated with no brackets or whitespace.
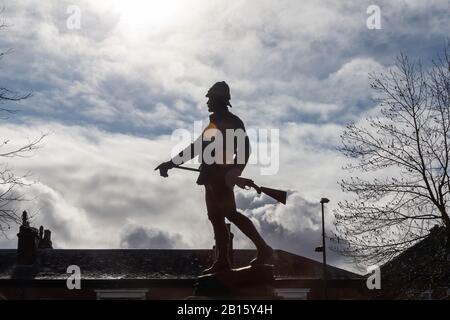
193,264,277,299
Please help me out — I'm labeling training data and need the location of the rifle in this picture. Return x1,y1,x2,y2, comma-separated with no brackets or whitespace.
164,165,287,205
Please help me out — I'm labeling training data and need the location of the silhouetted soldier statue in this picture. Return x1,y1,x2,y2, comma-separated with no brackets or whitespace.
156,81,273,274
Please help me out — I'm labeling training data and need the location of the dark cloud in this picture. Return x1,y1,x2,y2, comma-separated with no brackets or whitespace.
1,0,448,136
120,225,186,249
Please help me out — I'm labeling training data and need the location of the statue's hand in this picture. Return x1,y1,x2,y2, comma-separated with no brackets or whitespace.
154,161,175,178
225,168,246,189
235,178,248,189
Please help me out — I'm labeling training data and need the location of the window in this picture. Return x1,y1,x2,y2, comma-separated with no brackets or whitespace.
95,289,148,300
417,290,432,300
275,288,310,300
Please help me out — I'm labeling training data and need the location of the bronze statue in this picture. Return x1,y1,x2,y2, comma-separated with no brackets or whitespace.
156,81,274,274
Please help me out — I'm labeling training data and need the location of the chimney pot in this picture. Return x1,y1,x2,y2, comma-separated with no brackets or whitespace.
21,211,30,227
38,229,53,249
17,212,39,265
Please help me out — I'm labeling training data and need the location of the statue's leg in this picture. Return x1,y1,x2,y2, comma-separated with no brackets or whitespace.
225,194,274,265
203,184,232,274
226,210,268,250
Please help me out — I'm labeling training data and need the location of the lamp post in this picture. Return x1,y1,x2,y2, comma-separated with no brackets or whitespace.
320,197,329,299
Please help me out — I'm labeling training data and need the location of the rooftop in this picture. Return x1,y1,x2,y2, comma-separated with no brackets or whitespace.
0,248,361,280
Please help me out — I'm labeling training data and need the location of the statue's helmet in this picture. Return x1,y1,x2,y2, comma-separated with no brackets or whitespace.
206,81,232,107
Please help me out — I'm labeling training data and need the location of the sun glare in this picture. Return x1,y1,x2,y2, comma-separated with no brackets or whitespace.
113,0,183,35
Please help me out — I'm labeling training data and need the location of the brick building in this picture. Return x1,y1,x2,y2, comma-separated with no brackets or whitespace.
377,226,450,300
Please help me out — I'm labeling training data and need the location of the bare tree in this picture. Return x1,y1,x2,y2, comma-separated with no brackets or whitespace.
334,44,450,266
0,14,45,234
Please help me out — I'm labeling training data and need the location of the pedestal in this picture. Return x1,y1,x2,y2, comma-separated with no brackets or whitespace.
193,264,278,299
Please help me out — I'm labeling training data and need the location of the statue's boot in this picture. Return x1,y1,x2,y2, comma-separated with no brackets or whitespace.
201,260,232,275
250,245,274,266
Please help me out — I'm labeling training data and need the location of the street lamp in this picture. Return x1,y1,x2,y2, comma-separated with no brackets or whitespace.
320,197,329,299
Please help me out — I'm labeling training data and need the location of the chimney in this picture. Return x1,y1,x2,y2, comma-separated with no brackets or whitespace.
17,211,39,265
38,228,53,249
213,223,234,264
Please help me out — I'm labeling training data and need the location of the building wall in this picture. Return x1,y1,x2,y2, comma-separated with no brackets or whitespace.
0,285,370,300
0,287,97,300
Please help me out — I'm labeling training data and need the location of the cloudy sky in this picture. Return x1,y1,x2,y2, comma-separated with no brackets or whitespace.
0,0,448,274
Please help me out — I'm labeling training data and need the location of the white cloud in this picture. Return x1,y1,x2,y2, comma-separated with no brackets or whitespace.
120,224,187,249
